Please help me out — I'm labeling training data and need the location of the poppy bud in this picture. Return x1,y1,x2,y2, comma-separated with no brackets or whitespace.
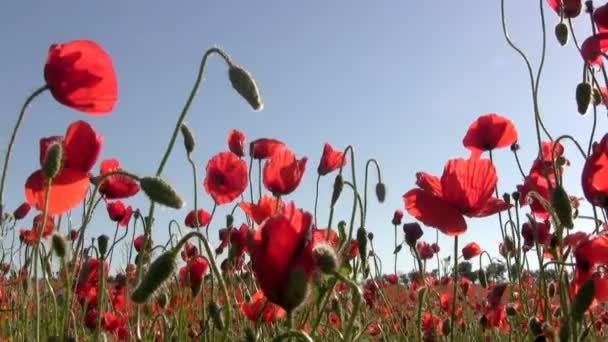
331,174,344,207
555,22,569,46
478,269,488,288
479,315,488,329
139,176,184,209
13,203,31,220
43,142,63,179
571,279,595,322
131,252,177,304
156,292,169,309
226,214,234,228
502,193,511,205
228,64,263,111
393,244,402,254
180,124,196,154
367,232,374,241
593,88,603,106
576,82,592,115
510,143,520,152
506,304,517,316
208,302,225,330
442,318,451,336
403,222,423,247
511,191,521,202
282,267,309,311
528,317,542,336
51,233,68,258
551,185,573,228
548,282,556,298
356,226,368,261
97,234,109,257
375,182,386,203
313,244,338,274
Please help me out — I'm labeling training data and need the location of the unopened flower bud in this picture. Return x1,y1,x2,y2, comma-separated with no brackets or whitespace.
313,244,338,274
576,82,593,115
131,252,177,303
367,232,374,241
593,88,604,106
43,142,63,179
478,269,488,288
511,191,521,202
555,22,569,46
528,317,542,336
51,233,68,258
551,185,573,229
502,193,511,205
180,124,196,154
442,318,451,336
403,222,423,247
97,234,109,257
331,174,344,207
506,304,517,316
548,282,556,298
226,214,234,228
13,202,31,220
510,143,520,152
140,176,184,209
375,182,386,203
356,227,368,263
229,64,263,111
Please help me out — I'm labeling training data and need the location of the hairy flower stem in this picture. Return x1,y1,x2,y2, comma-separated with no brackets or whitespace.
33,177,52,342
59,256,72,342
450,236,459,342
0,85,48,220
333,270,362,342
314,175,321,225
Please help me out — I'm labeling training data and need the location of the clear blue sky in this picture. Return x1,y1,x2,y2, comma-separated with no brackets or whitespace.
0,1,599,273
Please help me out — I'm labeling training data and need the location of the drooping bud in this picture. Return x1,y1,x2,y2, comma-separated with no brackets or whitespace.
131,252,177,303
180,124,196,154
282,267,309,311
593,88,603,106
510,143,520,152
51,233,68,258
97,234,109,257
375,182,386,203
356,227,368,265
571,279,595,322
555,22,569,46
43,142,63,179
228,64,263,111
576,82,593,115
226,214,234,228
551,185,574,228
139,176,184,209
548,282,556,298
13,202,31,220
478,269,488,288
502,193,511,205
312,244,338,274
511,191,521,202
331,174,344,207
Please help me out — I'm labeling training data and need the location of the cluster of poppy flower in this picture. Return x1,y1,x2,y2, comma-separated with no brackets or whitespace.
2,0,608,340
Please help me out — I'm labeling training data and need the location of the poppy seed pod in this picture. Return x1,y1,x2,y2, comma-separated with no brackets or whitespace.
51,233,68,258
43,142,63,179
576,82,592,115
555,22,569,46
180,124,196,154
312,244,338,274
140,176,184,209
375,182,386,203
131,252,177,304
228,64,263,111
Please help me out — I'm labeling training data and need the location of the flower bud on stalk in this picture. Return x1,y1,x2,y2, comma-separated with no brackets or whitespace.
131,251,178,304
180,124,196,154
97,234,109,258
331,174,344,207
43,142,63,179
313,244,338,274
51,233,68,258
555,22,569,46
576,82,592,115
282,267,309,311
228,64,263,111
375,182,386,203
140,176,184,209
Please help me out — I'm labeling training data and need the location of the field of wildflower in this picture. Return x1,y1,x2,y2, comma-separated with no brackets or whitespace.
2,0,608,341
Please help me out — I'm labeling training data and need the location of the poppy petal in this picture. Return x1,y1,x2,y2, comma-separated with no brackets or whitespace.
403,189,466,236
25,169,90,216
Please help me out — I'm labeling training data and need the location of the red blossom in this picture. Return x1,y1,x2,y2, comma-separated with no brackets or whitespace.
317,143,346,176
204,152,248,205
462,113,518,158
263,148,307,196
97,159,140,199
184,208,211,228
227,129,246,157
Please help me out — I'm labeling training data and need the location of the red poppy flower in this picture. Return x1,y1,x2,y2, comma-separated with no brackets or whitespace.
403,158,510,236
12,202,31,220
106,201,132,227
240,290,286,323
263,149,307,196
184,209,211,228
417,241,434,260
97,159,140,200
462,113,518,158
573,235,608,303
19,214,55,244
517,173,552,220
179,256,209,293
595,4,608,32
217,223,249,258
521,220,551,249
204,152,248,205
546,0,582,18
317,143,346,176
462,242,482,260
582,134,608,208
239,195,285,225
180,241,199,262
44,40,118,114
25,121,103,216
248,202,316,310
69,229,79,241
391,210,403,226
227,129,245,158
312,228,339,249
581,33,608,66
249,138,285,159
133,235,145,252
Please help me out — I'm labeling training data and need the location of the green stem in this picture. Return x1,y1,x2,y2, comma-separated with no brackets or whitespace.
450,236,459,342
0,85,48,219
33,177,52,342
333,271,362,342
